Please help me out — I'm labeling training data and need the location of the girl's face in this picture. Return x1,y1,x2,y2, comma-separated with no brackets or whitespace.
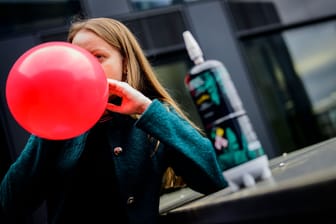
71,29,124,81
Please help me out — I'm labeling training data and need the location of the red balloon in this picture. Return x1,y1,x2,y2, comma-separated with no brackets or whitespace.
6,41,108,140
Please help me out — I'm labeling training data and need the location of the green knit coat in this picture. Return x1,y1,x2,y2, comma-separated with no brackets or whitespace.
0,99,227,224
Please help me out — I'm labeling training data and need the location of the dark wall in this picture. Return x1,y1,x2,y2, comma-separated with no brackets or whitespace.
184,1,276,157
0,35,38,160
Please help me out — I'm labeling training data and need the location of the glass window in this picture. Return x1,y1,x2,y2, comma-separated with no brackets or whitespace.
283,22,336,140
0,0,81,38
151,53,203,129
241,20,336,152
129,0,200,11
227,0,336,32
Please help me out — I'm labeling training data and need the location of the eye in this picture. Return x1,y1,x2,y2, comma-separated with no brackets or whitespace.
94,54,104,62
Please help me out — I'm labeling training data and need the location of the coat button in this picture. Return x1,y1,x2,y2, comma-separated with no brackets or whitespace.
113,146,123,156
127,196,135,205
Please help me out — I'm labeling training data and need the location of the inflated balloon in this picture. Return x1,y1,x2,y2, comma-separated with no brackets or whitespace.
6,42,108,140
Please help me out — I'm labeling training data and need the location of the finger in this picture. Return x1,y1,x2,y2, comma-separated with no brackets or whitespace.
107,79,120,90
106,103,123,113
107,79,127,97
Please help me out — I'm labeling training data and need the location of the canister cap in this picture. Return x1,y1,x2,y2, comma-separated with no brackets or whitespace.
183,30,204,64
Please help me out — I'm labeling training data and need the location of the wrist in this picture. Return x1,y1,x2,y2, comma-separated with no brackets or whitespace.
139,98,152,114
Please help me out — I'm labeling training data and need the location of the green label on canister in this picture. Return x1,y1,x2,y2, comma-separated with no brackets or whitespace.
185,62,264,170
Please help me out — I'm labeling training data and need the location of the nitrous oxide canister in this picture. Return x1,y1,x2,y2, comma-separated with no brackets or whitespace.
183,31,265,172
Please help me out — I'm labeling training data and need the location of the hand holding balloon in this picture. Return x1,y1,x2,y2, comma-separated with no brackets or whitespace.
106,79,152,115
5,42,108,140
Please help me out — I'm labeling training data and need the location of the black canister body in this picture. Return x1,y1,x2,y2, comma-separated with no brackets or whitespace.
185,60,264,170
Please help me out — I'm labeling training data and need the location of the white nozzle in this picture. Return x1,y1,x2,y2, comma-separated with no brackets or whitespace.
183,30,204,64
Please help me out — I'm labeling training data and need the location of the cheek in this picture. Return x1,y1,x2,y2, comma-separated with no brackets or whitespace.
102,63,123,81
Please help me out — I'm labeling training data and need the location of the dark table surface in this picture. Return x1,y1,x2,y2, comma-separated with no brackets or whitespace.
159,137,336,224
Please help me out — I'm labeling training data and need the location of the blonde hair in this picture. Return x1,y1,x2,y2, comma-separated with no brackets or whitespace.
68,17,204,191
68,18,200,128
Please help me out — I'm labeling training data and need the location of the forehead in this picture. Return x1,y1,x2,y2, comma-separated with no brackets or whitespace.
71,30,104,45
71,29,122,57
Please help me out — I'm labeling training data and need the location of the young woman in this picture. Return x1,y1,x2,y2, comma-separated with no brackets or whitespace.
0,17,227,224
